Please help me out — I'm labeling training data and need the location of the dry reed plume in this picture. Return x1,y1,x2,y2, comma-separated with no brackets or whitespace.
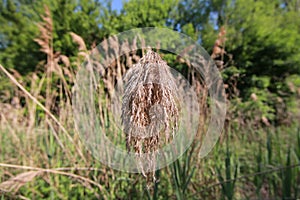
121,49,180,180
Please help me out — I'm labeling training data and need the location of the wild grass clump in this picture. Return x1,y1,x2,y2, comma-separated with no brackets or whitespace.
0,10,300,199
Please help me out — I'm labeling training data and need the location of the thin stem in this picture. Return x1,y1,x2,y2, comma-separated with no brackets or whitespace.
0,64,84,160
0,162,108,197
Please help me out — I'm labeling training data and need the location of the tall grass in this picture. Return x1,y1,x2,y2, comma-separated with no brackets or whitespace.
0,7,299,199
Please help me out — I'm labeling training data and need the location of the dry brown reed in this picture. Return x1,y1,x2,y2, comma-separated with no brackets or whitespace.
33,6,87,161
121,50,180,180
34,5,54,127
0,162,107,198
122,50,179,149
211,26,226,68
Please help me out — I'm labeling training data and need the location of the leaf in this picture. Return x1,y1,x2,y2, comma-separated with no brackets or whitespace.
0,171,43,193
70,32,87,51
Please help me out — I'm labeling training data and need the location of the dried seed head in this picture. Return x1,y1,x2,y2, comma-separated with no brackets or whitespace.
121,50,180,176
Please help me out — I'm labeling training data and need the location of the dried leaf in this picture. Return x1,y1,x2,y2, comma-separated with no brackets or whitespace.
0,171,43,192
59,55,70,67
70,32,87,51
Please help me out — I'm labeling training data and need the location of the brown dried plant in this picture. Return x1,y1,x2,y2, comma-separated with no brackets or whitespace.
121,50,180,179
34,5,54,126
33,6,85,161
211,26,230,70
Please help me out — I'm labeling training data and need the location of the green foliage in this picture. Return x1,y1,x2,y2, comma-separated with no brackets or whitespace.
158,0,300,125
209,0,300,125
119,0,178,30
0,0,42,73
282,148,292,199
170,150,195,200
1,121,300,199
49,0,106,53
217,143,238,200
254,146,264,197
171,0,212,31
0,0,110,74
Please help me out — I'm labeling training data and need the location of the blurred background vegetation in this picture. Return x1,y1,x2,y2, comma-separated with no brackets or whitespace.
0,0,299,199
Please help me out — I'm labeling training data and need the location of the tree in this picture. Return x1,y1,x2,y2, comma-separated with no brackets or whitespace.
0,0,112,74
216,0,300,124
174,0,300,124
117,0,178,31
0,0,43,73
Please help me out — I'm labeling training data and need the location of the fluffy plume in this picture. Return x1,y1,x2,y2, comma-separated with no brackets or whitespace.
121,50,180,179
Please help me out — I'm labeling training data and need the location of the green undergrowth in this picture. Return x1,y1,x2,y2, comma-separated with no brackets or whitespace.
0,123,299,199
